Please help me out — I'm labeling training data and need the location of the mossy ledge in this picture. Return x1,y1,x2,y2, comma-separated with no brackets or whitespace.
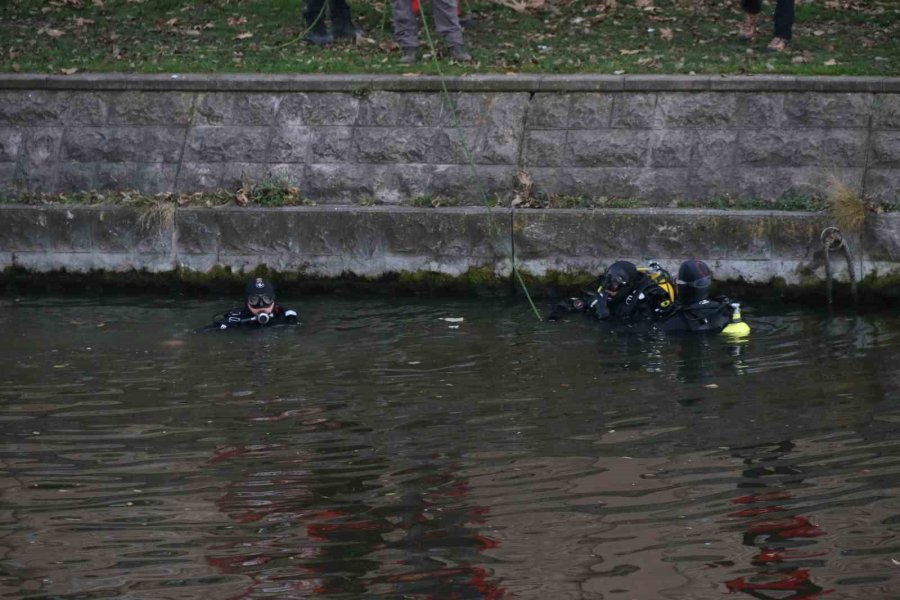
1,205,898,306
1,265,896,308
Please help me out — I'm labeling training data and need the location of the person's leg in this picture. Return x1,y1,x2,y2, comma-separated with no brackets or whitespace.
304,0,328,28
304,0,333,44
432,0,465,49
773,0,795,40
738,0,763,41
391,0,420,49
330,0,356,38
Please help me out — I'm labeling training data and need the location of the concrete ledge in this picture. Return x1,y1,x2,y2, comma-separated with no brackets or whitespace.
1,74,898,94
2,205,899,292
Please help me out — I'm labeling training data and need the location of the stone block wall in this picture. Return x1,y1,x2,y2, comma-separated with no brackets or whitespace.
3,205,899,286
0,75,898,206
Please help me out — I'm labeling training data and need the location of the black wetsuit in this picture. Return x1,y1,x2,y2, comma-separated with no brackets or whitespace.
212,304,298,330
549,275,673,323
550,281,738,334
657,297,734,333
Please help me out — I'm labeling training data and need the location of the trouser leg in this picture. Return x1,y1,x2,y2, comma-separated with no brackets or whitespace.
391,0,420,48
740,0,762,14
304,0,328,30
773,0,795,39
432,0,464,48
330,0,354,28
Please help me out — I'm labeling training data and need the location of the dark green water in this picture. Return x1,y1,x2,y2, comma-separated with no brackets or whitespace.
1,295,899,599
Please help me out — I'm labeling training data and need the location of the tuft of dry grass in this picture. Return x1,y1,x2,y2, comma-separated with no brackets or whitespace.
827,177,866,234
138,198,176,235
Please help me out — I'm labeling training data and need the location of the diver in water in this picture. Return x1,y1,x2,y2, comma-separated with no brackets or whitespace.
548,259,750,335
211,278,299,330
657,259,747,334
548,260,675,323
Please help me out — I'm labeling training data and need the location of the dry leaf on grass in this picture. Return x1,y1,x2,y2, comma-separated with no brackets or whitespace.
493,0,546,13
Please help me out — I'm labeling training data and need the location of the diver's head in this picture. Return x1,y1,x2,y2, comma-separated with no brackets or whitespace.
677,259,712,304
601,261,639,300
244,277,276,315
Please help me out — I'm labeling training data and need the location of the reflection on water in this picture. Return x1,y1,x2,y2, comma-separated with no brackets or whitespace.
0,295,898,599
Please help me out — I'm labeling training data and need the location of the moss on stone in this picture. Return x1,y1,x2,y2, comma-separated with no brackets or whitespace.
396,266,508,294
3,263,898,306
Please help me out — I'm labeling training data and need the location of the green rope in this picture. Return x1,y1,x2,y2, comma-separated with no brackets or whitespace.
277,1,329,49
417,2,542,321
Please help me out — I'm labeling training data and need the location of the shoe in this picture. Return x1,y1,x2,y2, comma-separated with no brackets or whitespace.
448,45,472,63
737,13,758,42
400,47,417,65
304,27,333,45
332,23,360,40
765,37,789,53
459,16,477,29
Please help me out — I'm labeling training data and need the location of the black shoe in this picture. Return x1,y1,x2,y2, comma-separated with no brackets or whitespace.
459,16,477,29
400,47,417,65
448,45,471,63
332,23,360,40
304,24,333,45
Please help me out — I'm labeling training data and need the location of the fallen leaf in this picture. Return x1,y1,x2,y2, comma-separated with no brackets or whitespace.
74,18,95,27
45,28,66,38
164,18,178,27
660,27,673,41
813,30,825,36
92,0,104,7
619,48,641,55
635,0,653,7
61,67,79,75
182,29,201,37
227,16,247,26
494,0,546,13
824,58,837,66
235,31,253,40
791,54,810,64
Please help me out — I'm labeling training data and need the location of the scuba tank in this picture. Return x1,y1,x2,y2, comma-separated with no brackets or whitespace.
721,302,751,337
638,261,676,309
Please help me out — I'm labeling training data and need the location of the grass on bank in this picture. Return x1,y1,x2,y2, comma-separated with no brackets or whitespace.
4,174,885,215
1,0,897,76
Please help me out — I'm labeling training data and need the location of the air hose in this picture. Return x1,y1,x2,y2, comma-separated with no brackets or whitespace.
417,4,542,321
